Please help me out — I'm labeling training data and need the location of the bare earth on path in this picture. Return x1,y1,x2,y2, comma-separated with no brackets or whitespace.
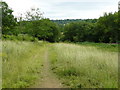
30,47,63,88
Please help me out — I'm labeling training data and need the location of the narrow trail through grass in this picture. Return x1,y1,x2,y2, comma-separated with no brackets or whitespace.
31,46,63,88
3,41,117,88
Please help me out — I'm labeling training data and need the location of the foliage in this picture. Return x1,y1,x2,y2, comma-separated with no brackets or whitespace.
52,19,97,25
15,19,60,42
63,12,119,43
95,12,118,43
2,34,38,42
1,1,119,43
1,1,17,35
25,8,44,21
63,22,96,42
29,19,60,42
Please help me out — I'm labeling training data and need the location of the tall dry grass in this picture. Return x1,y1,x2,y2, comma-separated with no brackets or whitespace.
2,41,45,88
50,43,118,88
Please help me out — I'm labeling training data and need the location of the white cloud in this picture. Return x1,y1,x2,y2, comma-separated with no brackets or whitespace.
3,0,119,19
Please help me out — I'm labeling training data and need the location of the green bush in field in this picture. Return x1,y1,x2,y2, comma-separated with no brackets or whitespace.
2,35,16,40
2,34,38,42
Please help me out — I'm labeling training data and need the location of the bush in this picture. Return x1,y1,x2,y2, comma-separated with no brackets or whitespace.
2,34,38,42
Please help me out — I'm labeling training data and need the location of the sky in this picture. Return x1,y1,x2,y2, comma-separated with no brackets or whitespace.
3,0,119,20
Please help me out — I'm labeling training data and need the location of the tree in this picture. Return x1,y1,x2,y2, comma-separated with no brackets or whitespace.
27,19,60,42
25,8,44,21
63,22,95,42
63,12,118,43
1,1,17,34
96,12,118,43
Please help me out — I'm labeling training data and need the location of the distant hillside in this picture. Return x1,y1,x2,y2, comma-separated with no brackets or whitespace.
51,19,98,25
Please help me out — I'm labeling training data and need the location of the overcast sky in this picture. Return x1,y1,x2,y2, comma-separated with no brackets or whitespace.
3,0,119,20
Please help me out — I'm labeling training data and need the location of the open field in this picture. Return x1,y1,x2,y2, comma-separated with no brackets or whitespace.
1,0,119,89
50,43,118,88
2,41,46,88
2,41,118,88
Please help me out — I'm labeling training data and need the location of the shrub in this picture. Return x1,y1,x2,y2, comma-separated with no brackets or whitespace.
2,34,38,42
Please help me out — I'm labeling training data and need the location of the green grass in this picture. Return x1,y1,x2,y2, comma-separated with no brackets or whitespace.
76,42,118,52
2,40,46,88
0,41,1,89
49,43,118,88
1,41,118,88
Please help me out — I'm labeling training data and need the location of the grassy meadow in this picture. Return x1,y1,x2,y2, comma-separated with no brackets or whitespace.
1,0,119,88
2,41,46,88
1,40,118,88
49,43,118,88
0,41,2,89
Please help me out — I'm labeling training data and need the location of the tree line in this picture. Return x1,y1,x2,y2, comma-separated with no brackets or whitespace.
52,19,97,25
1,1,119,43
63,12,119,43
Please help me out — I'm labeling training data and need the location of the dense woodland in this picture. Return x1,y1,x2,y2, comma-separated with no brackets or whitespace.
1,1,120,43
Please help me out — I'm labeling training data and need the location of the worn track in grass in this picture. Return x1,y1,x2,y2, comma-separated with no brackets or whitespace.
30,47,63,88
